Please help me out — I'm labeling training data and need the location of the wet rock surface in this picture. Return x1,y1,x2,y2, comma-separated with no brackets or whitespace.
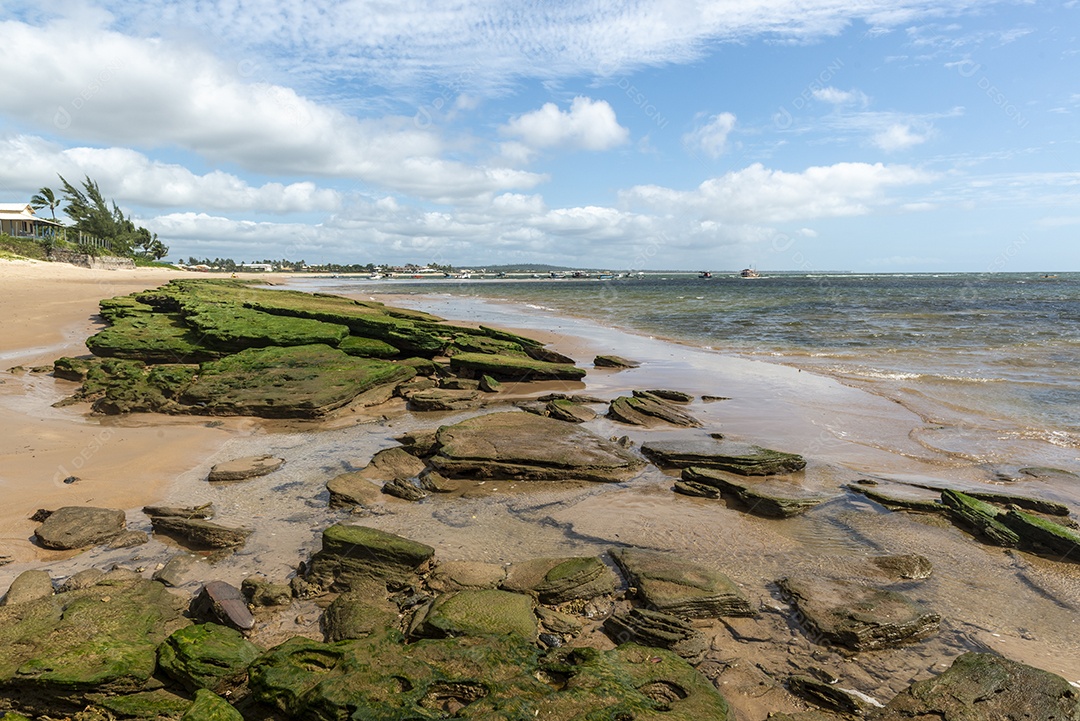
150,516,253,549
307,524,435,591
34,506,127,550
612,548,755,618
157,622,261,693
501,556,617,604
207,454,285,482
642,438,807,475
681,466,833,517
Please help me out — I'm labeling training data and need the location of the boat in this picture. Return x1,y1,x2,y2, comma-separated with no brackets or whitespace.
739,267,761,279
597,273,615,280
698,271,712,278
367,273,384,280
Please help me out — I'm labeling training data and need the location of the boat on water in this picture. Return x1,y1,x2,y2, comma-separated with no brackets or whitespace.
739,267,761,279
698,271,712,278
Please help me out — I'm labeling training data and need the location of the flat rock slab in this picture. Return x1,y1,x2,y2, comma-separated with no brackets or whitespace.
407,388,481,411
502,557,616,604
431,411,645,483
611,548,755,619
594,354,639,369
150,516,252,549
642,438,806,476
778,576,940,652
603,608,709,662
143,503,215,519
428,561,507,593
879,651,1080,721
35,506,127,550
326,471,382,508
449,352,586,381
682,467,832,518
207,455,284,482
414,589,537,640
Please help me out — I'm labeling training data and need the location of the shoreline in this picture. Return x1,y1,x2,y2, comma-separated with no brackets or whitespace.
2,262,1079,717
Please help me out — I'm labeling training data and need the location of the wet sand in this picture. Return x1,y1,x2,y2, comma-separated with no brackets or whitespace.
2,261,1079,718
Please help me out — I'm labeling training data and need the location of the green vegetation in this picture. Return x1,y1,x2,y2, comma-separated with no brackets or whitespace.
58,175,168,258
0,233,49,260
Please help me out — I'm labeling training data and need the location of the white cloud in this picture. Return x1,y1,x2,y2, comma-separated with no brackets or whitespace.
500,97,629,156
621,162,935,222
872,123,931,151
812,87,869,105
683,113,737,159
0,18,543,202
0,135,340,214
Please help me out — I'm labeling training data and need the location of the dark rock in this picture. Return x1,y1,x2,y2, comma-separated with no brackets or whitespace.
642,389,695,404
207,454,284,482
515,400,550,416
183,689,243,721
157,622,261,692
413,589,537,640
643,438,807,476
502,556,617,604
683,467,831,518
143,502,215,519
673,479,721,498
407,388,481,411
778,576,940,651
594,354,640,369
701,395,731,402
241,576,293,607
1,570,53,606
449,352,587,381
322,592,399,641
611,548,755,618
539,632,564,648
609,395,701,427
877,651,1080,721
53,356,94,381
34,506,127,550
1001,509,1080,559
29,508,52,523
430,411,645,483
941,489,1021,546
788,675,873,715
307,524,435,591
417,468,459,493
871,554,934,581
382,477,430,501
192,581,254,631
603,608,709,662
151,516,252,549
524,346,576,364
479,374,502,392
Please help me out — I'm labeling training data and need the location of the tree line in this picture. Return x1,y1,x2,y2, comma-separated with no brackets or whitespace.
30,176,169,260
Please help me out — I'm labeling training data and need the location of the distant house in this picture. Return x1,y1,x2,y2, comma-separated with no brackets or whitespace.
0,203,64,239
241,263,274,272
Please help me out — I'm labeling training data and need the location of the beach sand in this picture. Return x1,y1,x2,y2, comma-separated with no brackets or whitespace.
2,260,1079,718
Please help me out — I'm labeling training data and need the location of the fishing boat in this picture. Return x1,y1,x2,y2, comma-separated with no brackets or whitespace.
739,267,761,279
698,271,712,278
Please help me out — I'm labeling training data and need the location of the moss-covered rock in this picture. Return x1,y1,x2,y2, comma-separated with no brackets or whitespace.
448,352,587,381
181,689,243,721
86,312,218,364
415,589,538,640
53,356,94,382
1001,509,1080,559
157,623,261,693
307,524,436,592
181,344,414,418
94,688,193,719
0,577,187,712
184,304,349,352
322,592,399,642
249,633,734,720
940,490,1021,547
502,557,616,605
337,335,400,358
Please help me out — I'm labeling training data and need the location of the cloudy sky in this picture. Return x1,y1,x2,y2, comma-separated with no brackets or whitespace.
1,1,1076,270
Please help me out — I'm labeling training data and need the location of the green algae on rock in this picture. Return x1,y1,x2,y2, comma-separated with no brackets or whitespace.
448,351,587,381
414,589,538,640
157,623,261,693
182,689,244,721
0,577,187,712
249,632,734,720
307,524,436,592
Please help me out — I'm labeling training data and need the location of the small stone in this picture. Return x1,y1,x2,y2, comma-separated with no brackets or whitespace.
60,568,105,592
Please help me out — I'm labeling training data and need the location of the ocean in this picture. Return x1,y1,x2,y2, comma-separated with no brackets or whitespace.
289,271,1080,472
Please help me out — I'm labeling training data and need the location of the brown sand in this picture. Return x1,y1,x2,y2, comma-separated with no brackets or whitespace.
0,260,284,564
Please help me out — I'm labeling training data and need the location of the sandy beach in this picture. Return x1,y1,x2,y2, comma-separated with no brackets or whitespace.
2,260,1079,719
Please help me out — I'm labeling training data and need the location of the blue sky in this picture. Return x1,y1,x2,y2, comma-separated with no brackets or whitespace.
0,1,1076,270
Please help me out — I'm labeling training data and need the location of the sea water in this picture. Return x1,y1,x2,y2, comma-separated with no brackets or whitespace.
289,272,1080,472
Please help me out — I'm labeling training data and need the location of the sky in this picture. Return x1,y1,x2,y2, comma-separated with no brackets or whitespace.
0,1,1077,271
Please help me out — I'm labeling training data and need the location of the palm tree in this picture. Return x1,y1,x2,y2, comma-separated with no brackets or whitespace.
30,187,61,220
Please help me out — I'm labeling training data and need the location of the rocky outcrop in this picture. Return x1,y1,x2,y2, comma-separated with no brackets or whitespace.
603,608,709,662
608,394,701,427
546,398,598,423
322,592,399,642
306,524,435,591
157,622,261,693
876,651,1080,720
1,570,54,606
681,467,832,517
611,548,755,618
34,506,127,550
940,489,1020,546
150,516,252,549
778,576,940,651
428,561,507,593
183,689,243,721
429,411,645,483
412,589,538,640
594,354,640,369
501,556,617,604
207,454,285,482
407,388,481,411
1001,509,1080,559
249,633,734,720
448,352,587,381
642,438,807,475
